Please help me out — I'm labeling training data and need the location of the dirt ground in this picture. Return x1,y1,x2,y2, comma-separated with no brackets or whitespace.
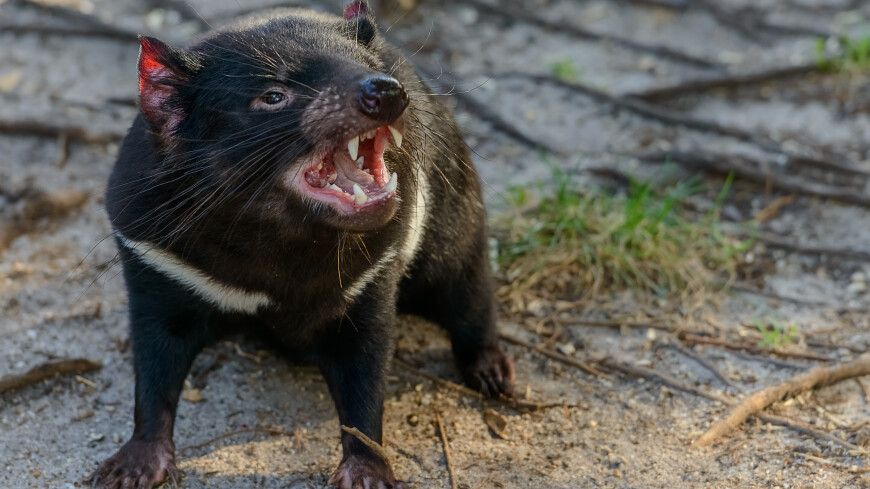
3,0,870,488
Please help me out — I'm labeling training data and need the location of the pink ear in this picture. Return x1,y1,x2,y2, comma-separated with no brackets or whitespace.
138,37,185,132
343,1,367,19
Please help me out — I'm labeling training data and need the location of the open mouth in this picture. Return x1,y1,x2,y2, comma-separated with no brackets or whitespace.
299,123,403,213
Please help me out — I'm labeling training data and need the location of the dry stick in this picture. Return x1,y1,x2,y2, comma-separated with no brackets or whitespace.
0,120,124,144
0,358,102,394
435,412,459,489
600,359,731,404
518,332,861,453
341,426,393,473
499,333,610,379
393,357,568,412
620,0,830,40
730,350,807,371
494,73,868,179
7,0,142,41
627,63,821,101
557,318,678,333
660,343,741,391
692,352,870,448
179,427,296,453
753,233,870,262
635,150,870,210
757,413,864,453
0,23,140,41
680,333,833,362
602,360,861,452
458,0,721,70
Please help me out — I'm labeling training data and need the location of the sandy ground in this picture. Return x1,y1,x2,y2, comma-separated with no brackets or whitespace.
2,0,870,488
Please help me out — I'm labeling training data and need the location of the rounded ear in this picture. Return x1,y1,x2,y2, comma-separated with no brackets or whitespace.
343,1,378,46
138,36,196,135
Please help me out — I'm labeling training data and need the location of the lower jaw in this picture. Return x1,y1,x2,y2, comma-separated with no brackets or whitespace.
315,195,399,231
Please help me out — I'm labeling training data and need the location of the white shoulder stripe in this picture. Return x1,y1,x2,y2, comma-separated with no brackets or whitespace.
400,168,429,263
116,232,272,314
343,247,398,302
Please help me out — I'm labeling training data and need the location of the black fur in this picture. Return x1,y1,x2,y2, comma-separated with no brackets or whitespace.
92,4,513,488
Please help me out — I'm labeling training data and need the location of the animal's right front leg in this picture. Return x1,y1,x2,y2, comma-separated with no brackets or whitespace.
91,261,209,489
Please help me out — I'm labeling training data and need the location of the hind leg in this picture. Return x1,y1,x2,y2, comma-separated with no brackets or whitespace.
402,255,514,397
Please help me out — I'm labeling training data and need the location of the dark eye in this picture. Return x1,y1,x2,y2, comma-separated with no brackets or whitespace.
262,92,285,105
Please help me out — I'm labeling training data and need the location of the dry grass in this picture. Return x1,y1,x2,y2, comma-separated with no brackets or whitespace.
492,168,751,310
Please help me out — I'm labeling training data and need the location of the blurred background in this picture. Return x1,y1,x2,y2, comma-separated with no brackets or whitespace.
2,0,870,488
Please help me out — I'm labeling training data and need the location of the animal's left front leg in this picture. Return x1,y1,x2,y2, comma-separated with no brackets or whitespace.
317,295,407,489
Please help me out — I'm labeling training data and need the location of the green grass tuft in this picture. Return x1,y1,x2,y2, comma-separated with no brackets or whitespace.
549,59,580,83
816,33,870,73
753,318,799,350
493,166,751,305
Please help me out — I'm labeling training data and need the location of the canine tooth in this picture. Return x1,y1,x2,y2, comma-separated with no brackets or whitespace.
347,136,359,160
316,162,323,170
384,172,397,192
356,157,364,169
352,184,367,205
327,184,342,192
387,125,403,148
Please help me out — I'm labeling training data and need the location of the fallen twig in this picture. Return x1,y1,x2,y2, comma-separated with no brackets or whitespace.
6,0,141,41
435,412,459,489
0,22,139,41
341,426,393,472
494,73,867,179
730,350,807,371
757,413,863,453
179,426,296,453
0,358,102,394
601,359,730,404
692,353,870,447
522,328,862,452
458,0,721,70
0,119,124,144
557,318,678,333
393,357,569,412
635,150,870,209
660,342,741,391
680,333,833,362
499,333,609,379
753,233,870,262
627,63,821,101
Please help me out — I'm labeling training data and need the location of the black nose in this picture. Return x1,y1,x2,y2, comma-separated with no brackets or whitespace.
357,76,409,123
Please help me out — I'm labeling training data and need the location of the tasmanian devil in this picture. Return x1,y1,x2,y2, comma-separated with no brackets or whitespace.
91,2,514,488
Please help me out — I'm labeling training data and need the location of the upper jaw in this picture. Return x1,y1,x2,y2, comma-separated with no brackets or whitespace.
290,117,405,216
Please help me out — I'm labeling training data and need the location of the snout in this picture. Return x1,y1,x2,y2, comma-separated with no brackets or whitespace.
357,75,409,124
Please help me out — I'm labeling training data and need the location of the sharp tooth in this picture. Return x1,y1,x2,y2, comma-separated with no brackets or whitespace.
356,157,364,169
384,172,397,192
347,136,359,160
388,126,403,148
352,184,368,205
316,162,322,170
327,183,342,192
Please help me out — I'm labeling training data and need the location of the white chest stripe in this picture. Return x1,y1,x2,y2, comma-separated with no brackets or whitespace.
341,169,428,302
400,168,429,263
116,232,272,314
343,247,398,302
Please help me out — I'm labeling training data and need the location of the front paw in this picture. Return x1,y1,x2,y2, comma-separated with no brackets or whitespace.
461,345,515,397
329,454,407,489
90,438,177,489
